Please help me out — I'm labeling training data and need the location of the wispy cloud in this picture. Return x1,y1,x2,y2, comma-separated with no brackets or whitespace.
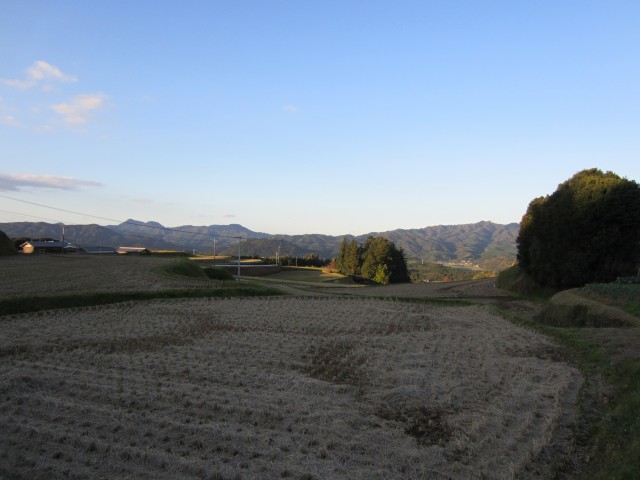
223,214,236,218
1,61,109,130
1,115,22,128
50,93,107,125
0,173,103,192
282,104,299,114
2,61,77,90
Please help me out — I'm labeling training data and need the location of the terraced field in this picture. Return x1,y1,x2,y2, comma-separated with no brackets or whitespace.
0,290,580,479
0,255,218,298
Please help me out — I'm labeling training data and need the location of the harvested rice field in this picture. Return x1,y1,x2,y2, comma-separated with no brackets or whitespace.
0,255,217,298
0,296,581,479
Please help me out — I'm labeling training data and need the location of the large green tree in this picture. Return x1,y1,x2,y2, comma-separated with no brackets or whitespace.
517,169,640,289
336,235,410,284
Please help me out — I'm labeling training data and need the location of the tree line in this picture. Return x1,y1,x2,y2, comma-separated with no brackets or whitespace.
335,236,410,284
261,254,328,268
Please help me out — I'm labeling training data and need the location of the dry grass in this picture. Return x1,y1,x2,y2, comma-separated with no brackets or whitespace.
0,255,219,300
0,296,580,479
316,278,514,299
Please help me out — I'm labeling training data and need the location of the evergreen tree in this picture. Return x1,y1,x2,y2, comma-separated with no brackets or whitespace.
335,235,410,284
517,168,640,289
344,240,361,276
360,236,388,280
389,245,411,283
336,238,348,273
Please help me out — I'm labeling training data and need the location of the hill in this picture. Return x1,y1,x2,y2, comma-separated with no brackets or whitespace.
220,237,300,258
367,221,518,271
108,220,269,252
0,222,175,250
0,220,518,270
267,221,517,271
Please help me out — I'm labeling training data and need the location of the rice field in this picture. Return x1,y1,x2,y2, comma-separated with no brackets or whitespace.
0,294,581,479
0,255,219,299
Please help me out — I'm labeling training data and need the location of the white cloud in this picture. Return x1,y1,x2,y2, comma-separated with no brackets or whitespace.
2,60,77,90
223,214,236,218
50,93,107,125
0,173,103,192
1,62,111,131
282,104,300,114
1,115,22,127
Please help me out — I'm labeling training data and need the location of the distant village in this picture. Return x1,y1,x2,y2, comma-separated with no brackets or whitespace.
18,239,152,256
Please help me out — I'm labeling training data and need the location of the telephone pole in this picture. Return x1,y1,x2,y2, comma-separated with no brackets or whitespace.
61,224,65,254
237,237,241,279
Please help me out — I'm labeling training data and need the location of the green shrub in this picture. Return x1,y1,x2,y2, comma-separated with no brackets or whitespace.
160,259,208,280
203,267,234,281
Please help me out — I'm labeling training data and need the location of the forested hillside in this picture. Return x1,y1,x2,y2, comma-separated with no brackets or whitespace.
109,220,269,251
1,220,518,271
0,222,174,250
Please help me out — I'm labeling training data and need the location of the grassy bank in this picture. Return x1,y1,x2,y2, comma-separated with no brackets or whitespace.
494,287,640,479
0,283,285,317
581,283,640,318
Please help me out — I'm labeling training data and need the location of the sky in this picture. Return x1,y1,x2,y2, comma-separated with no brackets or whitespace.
1,1,639,236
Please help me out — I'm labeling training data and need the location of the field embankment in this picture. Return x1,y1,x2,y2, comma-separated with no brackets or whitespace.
0,255,219,298
538,288,640,328
0,256,282,316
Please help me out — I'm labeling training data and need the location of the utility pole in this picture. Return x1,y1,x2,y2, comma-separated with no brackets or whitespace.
237,237,241,279
213,238,217,267
61,224,65,254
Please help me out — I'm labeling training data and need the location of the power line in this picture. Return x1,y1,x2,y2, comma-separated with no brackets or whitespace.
0,194,245,241
1,194,359,254
0,209,67,224
0,208,202,247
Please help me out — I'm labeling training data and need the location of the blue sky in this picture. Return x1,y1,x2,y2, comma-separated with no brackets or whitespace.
1,1,639,235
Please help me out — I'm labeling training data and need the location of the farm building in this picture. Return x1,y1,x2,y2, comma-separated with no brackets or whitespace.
20,241,79,254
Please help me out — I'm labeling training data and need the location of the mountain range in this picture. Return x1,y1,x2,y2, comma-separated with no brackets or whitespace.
0,219,519,271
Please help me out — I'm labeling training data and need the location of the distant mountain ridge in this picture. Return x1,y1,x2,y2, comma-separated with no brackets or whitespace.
1,219,519,271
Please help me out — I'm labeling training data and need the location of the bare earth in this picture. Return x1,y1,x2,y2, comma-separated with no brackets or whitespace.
0,292,581,479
